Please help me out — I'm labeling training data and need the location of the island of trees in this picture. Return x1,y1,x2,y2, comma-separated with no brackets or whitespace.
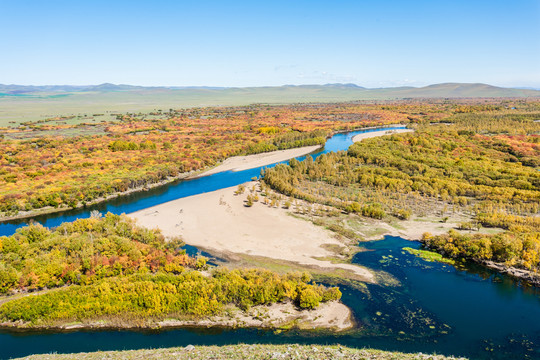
0,213,341,328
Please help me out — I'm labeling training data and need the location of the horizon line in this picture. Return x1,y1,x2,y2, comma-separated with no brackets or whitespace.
1,82,539,90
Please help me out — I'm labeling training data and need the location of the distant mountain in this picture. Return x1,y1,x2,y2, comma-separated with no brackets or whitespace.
1,82,538,98
514,86,540,91
0,83,158,94
387,83,539,98
325,83,366,89
82,83,146,92
2,82,539,125
280,83,365,89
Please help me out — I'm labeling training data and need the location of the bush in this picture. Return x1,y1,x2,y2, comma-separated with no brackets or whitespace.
321,287,342,302
394,208,412,220
297,287,322,309
345,202,362,214
0,268,341,324
361,203,386,219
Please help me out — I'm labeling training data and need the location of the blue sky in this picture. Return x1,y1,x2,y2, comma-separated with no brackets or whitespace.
1,0,539,87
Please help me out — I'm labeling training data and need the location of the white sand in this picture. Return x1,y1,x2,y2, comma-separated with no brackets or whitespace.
193,145,322,177
130,183,373,281
352,128,413,142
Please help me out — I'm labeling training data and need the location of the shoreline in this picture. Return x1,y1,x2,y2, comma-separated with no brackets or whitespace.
0,125,405,224
0,300,353,333
0,144,324,224
351,128,413,142
0,170,200,223
188,145,322,178
479,260,540,287
368,216,540,287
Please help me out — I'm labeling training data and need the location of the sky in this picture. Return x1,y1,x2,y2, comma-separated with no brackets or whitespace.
1,0,539,88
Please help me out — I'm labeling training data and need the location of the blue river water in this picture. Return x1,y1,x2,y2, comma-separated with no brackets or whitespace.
1,126,539,360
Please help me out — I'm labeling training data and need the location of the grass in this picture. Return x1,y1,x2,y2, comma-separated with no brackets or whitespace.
15,343,468,360
0,88,369,126
2,83,538,126
403,247,456,265
230,252,370,283
4,124,110,139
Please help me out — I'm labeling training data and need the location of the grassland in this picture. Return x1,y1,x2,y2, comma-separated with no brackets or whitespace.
1,82,539,126
15,343,467,360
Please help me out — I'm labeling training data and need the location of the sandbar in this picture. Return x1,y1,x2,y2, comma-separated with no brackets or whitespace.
130,182,373,281
352,128,413,142
192,145,322,177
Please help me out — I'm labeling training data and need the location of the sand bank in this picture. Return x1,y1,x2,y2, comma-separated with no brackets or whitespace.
352,128,413,142
357,216,468,242
158,300,353,331
130,182,373,281
192,145,322,177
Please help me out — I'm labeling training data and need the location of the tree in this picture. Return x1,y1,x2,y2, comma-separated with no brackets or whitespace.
297,287,322,309
245,195,254,207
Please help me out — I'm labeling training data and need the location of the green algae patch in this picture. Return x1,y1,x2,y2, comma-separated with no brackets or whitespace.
403,247,455,265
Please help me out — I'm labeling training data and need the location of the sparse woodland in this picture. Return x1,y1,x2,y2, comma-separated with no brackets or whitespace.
263,102,540,274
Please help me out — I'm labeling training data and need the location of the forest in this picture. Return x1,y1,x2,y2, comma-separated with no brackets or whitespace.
3,99,538,218
0,102,416,217
263,103,540,274
0,214,341,326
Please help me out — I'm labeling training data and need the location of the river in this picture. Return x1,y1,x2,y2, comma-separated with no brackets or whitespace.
0,126,405,236
1,126,539,360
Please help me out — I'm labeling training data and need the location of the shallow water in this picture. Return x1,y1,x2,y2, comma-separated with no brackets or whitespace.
349,236,540,359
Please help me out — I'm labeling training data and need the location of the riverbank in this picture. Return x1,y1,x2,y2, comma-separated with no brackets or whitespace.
479,260,540,287
374,217,540,287
157,300,353,331
357,215,470,241
15,343,467,360
0,170,197,223
130,182,374,282
0,300,353,332
190,145,322,178
351,128,413,142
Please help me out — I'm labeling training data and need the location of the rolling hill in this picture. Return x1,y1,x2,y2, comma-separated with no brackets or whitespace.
1,82,538,125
